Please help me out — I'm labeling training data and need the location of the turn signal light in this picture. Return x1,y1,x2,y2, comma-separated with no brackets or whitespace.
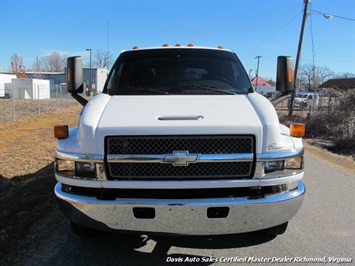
54,125,69,139
290,123,305,137
288,67,293,82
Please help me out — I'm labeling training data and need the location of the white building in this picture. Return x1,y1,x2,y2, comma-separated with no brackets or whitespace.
0,73,17,98
11,78,50,99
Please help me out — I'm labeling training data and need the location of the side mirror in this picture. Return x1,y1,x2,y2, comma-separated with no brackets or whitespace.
276,56,294,95
66,56,87,106
67,56,83,93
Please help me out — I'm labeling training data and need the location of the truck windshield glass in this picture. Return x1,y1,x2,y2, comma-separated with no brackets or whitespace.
105,48,252,95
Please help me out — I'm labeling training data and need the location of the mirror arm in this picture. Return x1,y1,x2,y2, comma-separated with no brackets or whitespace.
71,86,88,106
270,94,289,106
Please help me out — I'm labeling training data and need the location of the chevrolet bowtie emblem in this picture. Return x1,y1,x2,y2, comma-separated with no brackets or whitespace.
162,151,199,166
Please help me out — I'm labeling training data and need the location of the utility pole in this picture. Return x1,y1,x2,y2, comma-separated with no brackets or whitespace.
86,48,92,91
289,0,310,117
255,56,262,91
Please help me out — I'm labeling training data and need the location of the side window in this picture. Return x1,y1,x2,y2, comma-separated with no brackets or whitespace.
106,63,123,89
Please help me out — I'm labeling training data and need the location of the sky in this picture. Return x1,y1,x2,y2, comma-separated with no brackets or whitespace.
0,0,354,80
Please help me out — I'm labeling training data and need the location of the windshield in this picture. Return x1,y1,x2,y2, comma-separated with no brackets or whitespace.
104,48,252,95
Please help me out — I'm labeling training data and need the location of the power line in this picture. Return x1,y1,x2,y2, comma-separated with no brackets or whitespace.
235,0,283,45
246,11,302,54
312,9,355,22
310,3,316,70
310,2,317,89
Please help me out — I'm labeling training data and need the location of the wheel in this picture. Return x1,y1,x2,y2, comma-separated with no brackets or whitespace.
263,222,288,236
301,102,307,110
70,222,97,237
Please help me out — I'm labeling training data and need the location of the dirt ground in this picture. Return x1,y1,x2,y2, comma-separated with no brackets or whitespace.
0,103,82,179
0,103,354,265
0,103,82,262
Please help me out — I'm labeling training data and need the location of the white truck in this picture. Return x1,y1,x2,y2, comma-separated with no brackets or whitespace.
294,93,320,109
54,45,305,237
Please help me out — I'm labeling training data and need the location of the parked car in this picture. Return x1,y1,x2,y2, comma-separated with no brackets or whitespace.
289,93,319,109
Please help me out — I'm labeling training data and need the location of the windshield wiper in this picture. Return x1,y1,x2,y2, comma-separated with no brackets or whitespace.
111,86,171,95
177,84,240,95
127,86,171,94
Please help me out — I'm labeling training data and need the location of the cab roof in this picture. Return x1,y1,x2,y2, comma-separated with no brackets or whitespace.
121,44,234,54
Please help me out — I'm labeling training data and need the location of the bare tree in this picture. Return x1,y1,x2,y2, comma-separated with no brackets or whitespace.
32,56,42,71
9,53,27,78
317,66,335,85
30,56,44,79
298,64,335,89
299,64,314,89
92,49,113,68
41,52,65,72
334,72,355,78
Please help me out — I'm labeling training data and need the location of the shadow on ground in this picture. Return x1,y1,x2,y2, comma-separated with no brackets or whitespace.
0,163,57,256
0,162,275,266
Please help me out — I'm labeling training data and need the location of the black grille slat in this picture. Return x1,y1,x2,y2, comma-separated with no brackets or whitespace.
107,136,253,154
106,135,255,180
108,162,252,180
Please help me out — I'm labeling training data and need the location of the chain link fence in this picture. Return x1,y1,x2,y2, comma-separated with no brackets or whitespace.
0,92,87,123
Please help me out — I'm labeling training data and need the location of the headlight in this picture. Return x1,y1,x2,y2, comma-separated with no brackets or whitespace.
56,159,75,172
264,161,284,173
264,156,303,174
285,157,303,169
75,162,96,178
55,159,105,179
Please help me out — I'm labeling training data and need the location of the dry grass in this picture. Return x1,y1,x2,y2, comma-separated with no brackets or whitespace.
0,103,82,179
277,91,355,158
0,98,78,123
304,140,355,175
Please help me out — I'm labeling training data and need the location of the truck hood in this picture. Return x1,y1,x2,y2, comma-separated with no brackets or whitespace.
60,93,291,155
98,95,262,135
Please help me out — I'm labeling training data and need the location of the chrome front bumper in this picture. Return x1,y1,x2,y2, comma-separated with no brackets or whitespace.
55,181,305,235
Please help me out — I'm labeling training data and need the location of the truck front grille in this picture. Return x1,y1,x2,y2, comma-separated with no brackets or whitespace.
106,135,255,180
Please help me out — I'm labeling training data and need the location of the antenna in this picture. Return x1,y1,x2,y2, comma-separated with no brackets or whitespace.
107,20,110,69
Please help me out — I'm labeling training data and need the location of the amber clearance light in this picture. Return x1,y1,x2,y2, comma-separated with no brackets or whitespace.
54,125,69,139
290,123,305,138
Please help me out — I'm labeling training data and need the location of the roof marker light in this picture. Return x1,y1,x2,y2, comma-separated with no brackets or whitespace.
132,46,139,49
218,45,224,49
163,43,169,47
175,43,182,47
187,43,194,47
